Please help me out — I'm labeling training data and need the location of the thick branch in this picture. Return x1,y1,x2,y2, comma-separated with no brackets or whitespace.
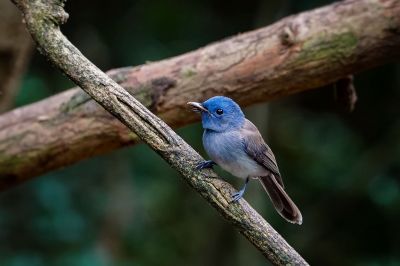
11,0,309,264
1,0,399,187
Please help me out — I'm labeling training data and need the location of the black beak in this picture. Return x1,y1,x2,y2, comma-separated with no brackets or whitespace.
187,102,209,113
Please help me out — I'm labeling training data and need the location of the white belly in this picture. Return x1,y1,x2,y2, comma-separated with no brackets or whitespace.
203,130,268,179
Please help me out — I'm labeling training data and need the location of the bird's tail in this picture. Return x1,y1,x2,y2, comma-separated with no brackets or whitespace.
259,175,303,225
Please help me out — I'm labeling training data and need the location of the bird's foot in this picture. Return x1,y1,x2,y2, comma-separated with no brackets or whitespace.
231,177,249,202
196,160,216,170
231,190,245,202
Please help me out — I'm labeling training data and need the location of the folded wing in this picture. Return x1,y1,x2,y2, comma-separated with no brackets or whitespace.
240,119,283,187
241,119,302,224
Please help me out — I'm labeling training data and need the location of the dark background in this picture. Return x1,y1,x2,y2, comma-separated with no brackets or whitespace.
1,0,400,265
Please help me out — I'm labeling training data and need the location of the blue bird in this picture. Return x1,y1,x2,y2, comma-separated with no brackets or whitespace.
188,96,302,224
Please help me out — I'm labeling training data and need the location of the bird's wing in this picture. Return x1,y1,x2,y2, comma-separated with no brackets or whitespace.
240,119,284,187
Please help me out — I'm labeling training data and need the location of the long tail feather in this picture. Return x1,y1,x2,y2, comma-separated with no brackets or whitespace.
259,174,303,225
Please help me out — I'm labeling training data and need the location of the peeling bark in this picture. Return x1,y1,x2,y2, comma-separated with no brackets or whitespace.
1,0,399,188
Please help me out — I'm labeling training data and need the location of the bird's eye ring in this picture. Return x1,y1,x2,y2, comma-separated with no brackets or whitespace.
216,109,223,115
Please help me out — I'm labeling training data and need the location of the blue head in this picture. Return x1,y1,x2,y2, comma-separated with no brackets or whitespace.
188,96,245,132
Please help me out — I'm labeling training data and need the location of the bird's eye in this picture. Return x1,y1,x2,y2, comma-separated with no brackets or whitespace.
216,109,223,115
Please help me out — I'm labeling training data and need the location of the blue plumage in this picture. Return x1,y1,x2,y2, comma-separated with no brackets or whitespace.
200,96,245,132
188,96,302,224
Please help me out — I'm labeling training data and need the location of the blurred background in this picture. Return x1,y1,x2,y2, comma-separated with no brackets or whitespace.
1,0,400,265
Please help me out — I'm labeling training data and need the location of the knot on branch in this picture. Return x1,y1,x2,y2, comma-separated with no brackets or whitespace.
40,0,69,25
280,23,299,47
19,0,69,26
150,77,176,111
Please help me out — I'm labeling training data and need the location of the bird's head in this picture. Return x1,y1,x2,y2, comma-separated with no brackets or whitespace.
188,96,245,132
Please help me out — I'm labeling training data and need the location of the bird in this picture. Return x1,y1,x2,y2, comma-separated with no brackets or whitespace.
188,96,302,224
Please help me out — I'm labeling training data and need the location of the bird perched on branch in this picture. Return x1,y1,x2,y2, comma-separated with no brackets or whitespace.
188,96,302,224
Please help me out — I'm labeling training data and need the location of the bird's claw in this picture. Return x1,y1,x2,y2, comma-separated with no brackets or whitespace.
196,160,216,170
231,191,244,202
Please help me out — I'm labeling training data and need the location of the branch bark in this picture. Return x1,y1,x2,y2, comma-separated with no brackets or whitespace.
1,0,399,186
10,0,309,264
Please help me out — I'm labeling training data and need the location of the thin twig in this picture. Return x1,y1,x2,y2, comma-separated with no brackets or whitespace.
0,0,32,113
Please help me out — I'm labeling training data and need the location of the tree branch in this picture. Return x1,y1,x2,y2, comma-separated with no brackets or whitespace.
1,0,399,188
10,0,309,264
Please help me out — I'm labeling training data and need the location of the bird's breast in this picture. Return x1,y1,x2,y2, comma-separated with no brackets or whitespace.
202,130,268,179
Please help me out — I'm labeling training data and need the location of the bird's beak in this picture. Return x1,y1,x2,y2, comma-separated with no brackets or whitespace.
187,102,209,113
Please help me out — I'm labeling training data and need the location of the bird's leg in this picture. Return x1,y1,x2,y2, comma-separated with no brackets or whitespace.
232,177,249,202
196,160,216,170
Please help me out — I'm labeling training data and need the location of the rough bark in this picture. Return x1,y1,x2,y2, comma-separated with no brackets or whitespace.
1,0,400,188
0,0,32,112
10,0,309,264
